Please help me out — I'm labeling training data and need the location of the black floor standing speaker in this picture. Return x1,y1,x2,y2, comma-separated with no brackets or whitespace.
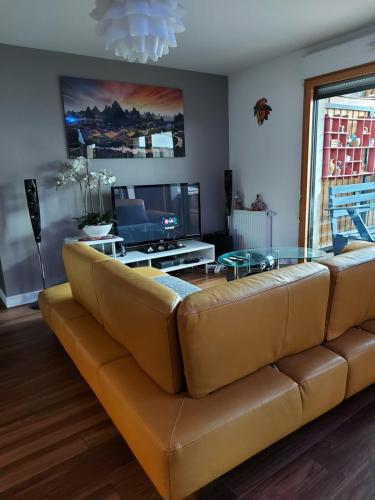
202,169,233,259
24,179,46,290
224,169,233,225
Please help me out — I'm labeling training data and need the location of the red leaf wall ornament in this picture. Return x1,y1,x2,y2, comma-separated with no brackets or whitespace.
253,97,272,126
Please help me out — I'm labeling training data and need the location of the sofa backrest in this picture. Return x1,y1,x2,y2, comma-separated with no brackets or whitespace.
320,245,375,341
93,259,184,394
177,262,330,398
62,243,111,325
340,241,375,254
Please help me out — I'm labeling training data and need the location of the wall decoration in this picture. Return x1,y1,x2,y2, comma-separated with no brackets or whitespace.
60,76,185,159
253,97,272,126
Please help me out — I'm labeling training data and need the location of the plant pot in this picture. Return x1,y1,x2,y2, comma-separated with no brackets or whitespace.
82,224,112,238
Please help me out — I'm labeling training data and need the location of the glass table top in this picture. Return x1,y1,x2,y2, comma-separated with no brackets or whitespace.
217,246,328,268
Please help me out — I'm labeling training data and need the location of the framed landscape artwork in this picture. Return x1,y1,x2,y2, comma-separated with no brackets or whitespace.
60,76,185,159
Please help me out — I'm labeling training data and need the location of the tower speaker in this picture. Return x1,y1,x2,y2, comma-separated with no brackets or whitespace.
224,169,233,233
24,179,45,290
224,169,233,217
24,179,41,243
202,169,234,259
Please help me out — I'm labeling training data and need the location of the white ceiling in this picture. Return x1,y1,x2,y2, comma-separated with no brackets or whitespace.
0,0,375,75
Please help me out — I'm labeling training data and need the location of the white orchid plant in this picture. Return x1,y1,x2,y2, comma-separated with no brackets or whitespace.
56,156,117,230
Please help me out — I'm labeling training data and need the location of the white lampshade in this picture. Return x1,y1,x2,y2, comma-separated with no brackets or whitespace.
90,0,186,64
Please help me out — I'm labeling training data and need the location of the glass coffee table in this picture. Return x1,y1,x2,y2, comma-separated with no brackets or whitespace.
217,246,328,279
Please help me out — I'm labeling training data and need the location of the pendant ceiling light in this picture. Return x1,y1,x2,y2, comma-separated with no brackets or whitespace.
90,0,186,64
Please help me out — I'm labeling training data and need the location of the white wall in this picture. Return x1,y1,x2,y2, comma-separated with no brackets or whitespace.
302,32,375,79
229,53,303,245
229,32,375,246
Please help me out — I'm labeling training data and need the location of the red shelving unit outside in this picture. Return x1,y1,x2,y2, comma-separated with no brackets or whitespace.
322,108,375,179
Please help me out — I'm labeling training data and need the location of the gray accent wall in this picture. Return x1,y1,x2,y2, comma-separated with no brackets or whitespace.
0,259,5,294
0,44,228,297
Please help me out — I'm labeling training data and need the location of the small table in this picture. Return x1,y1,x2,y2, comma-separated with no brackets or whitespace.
218,246,328,279
64,235,124,259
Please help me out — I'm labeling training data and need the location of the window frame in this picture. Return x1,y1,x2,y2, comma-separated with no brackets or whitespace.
298,61,375,247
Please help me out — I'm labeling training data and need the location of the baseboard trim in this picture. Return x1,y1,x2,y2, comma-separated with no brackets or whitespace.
0,289,41,308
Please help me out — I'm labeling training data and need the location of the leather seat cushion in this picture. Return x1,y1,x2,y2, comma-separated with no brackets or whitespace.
340,241,375,254
94,259,183,395
320,246,375,341
39,283,88,356
64,314,130,393
325,327,375,397
178,263,330,398
39,283,130,392
276,345,348,424
98,359,302,500
62,243,111,325
38,282,74,325
360,319,375,335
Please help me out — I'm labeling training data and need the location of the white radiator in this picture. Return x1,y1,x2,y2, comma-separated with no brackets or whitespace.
230,210,274,249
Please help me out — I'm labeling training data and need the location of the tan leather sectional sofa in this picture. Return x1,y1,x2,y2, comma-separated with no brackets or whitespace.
39,242,375,500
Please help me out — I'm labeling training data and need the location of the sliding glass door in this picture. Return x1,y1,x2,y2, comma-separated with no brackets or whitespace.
301,71,375,253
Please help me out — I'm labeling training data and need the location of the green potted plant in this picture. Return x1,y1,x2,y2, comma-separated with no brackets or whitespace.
57,156,116,238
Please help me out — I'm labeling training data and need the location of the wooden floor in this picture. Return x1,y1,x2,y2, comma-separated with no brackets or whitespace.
2,272,375,499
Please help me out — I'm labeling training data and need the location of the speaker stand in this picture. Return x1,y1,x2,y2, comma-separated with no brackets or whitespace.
36,242,46,289
29,242,46,310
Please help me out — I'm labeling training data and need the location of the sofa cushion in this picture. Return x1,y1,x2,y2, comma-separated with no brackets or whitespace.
178,263,329,398
324,327,375,397
39,283,88,357
38,282,74,325
39,283,130,392
340,241,375,254
98,357,302,500
319,245,375,341
360,319,375,334
276,345,347,424
62,243,111,325
93,259,184,395
63,314,130,393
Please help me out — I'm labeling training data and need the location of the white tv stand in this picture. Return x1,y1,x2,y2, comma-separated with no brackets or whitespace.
117,239,215,273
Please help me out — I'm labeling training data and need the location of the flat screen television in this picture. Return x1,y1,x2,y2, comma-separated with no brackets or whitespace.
111,183,201,247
